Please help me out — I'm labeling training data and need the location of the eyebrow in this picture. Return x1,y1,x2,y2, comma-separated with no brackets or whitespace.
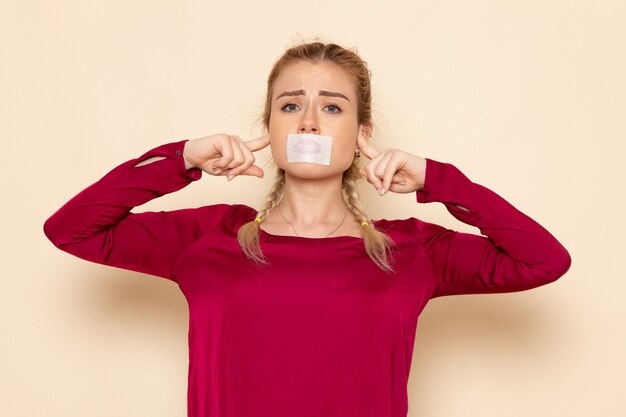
275,89,350,102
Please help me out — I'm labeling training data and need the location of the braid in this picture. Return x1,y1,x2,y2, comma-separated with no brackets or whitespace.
256,169,286,222
342,163,397,274
341,164,370,226
236,167,285,266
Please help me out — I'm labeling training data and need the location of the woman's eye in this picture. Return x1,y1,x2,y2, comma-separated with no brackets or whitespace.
282,103,298,112
326,104,342,113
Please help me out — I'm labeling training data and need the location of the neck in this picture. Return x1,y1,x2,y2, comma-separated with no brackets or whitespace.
279,172,347,225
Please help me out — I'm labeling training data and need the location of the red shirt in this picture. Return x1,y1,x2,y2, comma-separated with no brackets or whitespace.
44,139,571,417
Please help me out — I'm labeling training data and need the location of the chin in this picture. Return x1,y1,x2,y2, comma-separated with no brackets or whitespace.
279,162,334,178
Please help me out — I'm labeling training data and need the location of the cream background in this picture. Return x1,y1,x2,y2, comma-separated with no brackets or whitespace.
2,1,624,416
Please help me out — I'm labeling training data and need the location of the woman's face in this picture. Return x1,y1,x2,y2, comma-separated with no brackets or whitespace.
268,60,370,179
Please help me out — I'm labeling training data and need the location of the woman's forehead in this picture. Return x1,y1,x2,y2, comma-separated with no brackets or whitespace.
272,62,355,99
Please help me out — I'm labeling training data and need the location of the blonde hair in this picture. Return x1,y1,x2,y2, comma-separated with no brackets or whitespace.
237,38,396,273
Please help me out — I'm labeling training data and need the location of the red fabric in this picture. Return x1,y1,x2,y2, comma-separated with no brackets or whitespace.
44,139,571,417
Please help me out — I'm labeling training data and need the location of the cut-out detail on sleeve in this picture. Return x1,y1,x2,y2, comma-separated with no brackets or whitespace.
134,156,167,167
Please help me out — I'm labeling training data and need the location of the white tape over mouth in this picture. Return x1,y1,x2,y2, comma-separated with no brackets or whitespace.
287,133,333,166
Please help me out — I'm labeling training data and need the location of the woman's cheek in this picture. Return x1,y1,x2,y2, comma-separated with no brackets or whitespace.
333,145,355,169
269,141,286,166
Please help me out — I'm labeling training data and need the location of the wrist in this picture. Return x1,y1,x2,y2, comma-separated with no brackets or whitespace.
183,141,196,170
183,157,195,171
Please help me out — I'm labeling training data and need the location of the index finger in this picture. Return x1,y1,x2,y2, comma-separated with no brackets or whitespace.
356,134,380,159
244,133,271,152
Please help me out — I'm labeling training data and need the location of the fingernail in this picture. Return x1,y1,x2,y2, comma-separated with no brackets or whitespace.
398,181,407,185
227,175,234,181
379,187,385,195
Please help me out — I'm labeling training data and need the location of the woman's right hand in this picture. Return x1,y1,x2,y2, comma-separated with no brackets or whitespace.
183,133,270,181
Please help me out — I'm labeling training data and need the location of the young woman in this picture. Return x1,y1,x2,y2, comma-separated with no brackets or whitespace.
44,41,571,417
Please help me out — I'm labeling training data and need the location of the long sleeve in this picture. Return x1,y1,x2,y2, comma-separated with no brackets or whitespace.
415,158,572,298
43,139,229,282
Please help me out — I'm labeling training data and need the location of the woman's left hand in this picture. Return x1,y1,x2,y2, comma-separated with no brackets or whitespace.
356,135,427,196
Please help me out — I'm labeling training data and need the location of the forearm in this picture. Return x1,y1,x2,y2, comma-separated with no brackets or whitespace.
417,158,571,297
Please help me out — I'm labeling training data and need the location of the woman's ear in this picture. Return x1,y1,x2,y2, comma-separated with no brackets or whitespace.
356,123,372,152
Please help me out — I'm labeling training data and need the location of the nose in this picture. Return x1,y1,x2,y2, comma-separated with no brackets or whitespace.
297,104,319,134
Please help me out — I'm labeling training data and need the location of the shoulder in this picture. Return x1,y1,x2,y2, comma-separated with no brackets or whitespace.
372,216,420,240
373,215,447,242
194,203,257,234
195,202,256,217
